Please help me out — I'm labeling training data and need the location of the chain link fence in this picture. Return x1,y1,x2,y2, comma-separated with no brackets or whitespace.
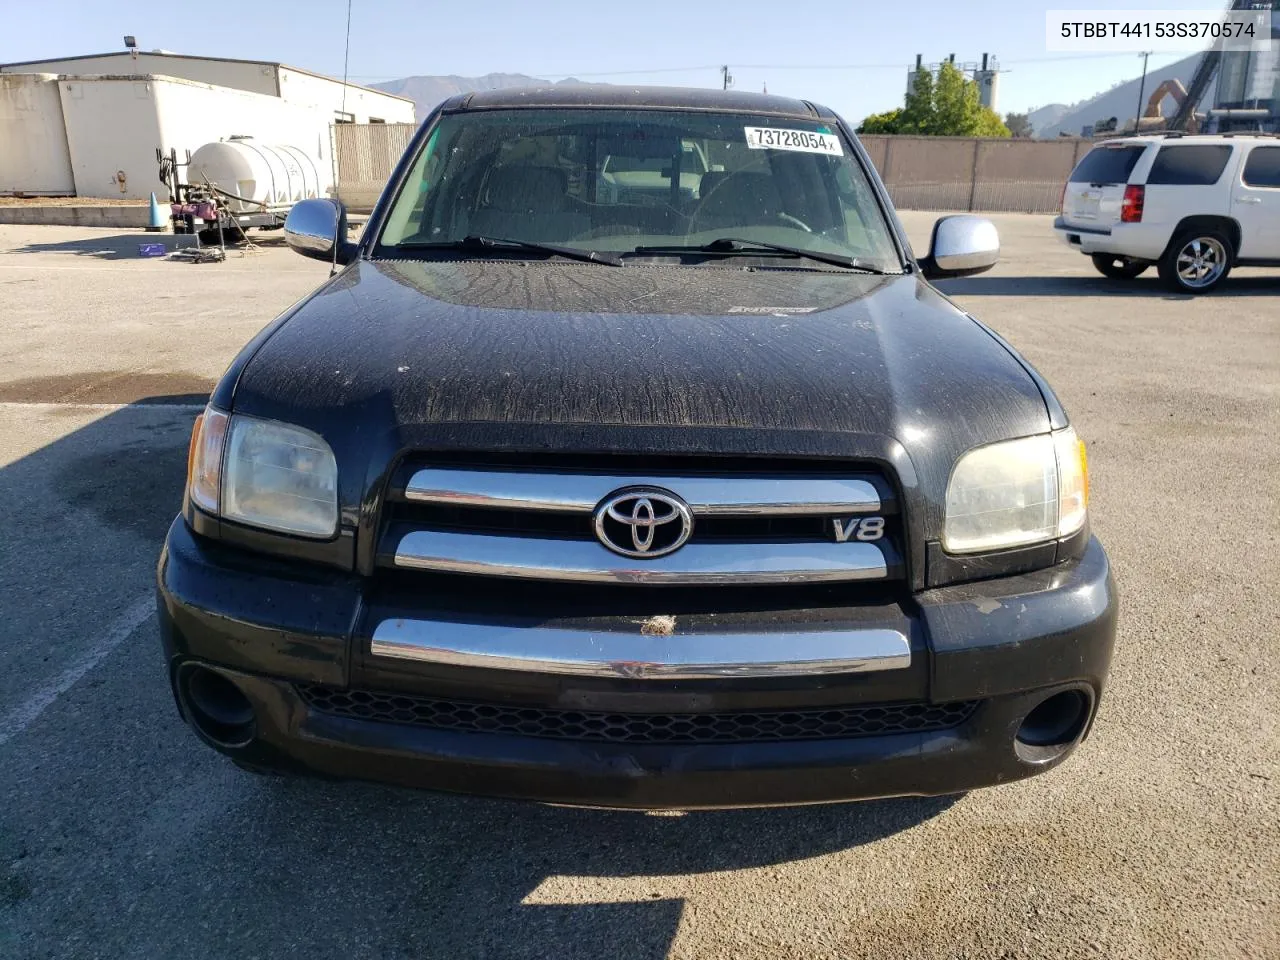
332,124,1094,214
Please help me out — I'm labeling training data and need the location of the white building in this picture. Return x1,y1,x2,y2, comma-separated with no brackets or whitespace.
0,51,413,123
0,50,414,200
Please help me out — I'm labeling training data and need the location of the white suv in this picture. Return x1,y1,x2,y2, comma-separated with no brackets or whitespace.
1054,134,1280,293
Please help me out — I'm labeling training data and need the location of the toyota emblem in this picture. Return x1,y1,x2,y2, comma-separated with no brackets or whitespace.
592,487,694,559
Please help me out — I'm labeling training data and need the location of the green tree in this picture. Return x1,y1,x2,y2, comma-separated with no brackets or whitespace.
857,109,904,134
1005,112,1033,138
931,62,972,135
899,66,935,133
858,62,1010,137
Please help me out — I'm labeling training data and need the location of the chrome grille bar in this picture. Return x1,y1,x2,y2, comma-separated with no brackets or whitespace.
393,529,892,584
402,468,884,516
370,617,911,678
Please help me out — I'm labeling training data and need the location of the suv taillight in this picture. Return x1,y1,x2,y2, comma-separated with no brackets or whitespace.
1121,184,1144,223
1060,181,1068,214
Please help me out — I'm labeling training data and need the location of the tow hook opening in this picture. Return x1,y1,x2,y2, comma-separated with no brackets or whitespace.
1014,689,1091,764
177,664,256,748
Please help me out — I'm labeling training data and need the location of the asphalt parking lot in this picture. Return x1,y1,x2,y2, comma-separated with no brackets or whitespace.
0,213,1276,960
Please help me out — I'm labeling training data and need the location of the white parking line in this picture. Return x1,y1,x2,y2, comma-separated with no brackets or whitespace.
0,593,155,747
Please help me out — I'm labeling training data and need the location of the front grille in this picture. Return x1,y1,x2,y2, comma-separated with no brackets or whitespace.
376,456,905,586
297,684,977,744
388,501,843,543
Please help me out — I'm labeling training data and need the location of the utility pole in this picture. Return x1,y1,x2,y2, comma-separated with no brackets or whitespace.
720,65,732,90
1135,51,1151,133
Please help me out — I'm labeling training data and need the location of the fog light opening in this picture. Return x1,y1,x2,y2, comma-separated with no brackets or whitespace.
1014,690,1090,764
178,665,256,748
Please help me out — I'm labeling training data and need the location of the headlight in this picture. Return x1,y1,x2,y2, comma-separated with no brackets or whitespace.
187,408,228,515
943,427,1089,554
187,407,338,538
1053,427,1089,539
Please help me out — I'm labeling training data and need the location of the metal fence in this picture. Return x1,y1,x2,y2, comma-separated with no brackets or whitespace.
859,135,1094,213
331,124,1094,214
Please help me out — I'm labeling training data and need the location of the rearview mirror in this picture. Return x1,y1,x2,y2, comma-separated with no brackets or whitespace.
919,215,999,279
284,199,356,265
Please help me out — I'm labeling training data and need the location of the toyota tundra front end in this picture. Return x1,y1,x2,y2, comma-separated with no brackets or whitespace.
157,86,1117,809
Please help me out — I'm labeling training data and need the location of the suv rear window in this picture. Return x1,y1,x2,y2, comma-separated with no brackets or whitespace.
1243,146,1280,188
1068,145,1146,184
1146,145,1232,186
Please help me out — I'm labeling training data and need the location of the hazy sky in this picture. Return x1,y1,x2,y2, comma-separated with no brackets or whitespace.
2,0,1218,121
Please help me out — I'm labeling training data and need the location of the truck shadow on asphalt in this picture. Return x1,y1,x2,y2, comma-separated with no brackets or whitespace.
6,233,195,260
937,274,1280,298
1,397,960,960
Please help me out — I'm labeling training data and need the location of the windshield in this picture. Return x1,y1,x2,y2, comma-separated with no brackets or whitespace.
377,108,901,269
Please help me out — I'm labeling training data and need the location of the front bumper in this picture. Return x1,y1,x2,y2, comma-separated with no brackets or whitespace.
157,519,1118,809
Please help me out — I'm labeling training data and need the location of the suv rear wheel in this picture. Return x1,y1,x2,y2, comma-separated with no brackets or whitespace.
1158,229,1233,294
1091,254,1149,280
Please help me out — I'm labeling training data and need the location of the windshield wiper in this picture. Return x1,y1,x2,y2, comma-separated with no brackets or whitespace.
628,238,890,273
398,235,622,266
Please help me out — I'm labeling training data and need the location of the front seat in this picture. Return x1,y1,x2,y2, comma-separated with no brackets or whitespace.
469,166,588,242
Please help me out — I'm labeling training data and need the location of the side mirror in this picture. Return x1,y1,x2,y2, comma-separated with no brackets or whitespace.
284,199,356,265
919,215,999,279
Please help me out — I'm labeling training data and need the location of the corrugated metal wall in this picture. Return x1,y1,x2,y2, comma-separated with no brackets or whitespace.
859,135,1094,213
332,124,1095,214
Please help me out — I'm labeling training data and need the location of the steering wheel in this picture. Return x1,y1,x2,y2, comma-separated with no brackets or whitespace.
777,212,813,233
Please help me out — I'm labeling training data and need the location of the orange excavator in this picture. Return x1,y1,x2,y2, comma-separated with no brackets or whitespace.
1097,78,1192,136
1114,79,1192,134
1143,78,1189,122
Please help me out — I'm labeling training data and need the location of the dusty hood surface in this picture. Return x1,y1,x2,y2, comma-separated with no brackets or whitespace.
236,259,1046,433
230,258,1051,517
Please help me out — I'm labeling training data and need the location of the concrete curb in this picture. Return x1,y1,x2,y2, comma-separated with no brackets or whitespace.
0,205,153,228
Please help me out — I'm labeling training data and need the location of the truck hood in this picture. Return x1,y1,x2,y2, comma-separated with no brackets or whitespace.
231,258,1051,521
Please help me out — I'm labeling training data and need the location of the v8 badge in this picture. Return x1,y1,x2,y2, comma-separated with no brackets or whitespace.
831,517,885,542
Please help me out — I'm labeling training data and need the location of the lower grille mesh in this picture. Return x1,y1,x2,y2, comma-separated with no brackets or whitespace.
297,685,978,744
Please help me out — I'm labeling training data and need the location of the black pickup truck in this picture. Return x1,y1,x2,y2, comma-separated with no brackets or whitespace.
157,86,1117,809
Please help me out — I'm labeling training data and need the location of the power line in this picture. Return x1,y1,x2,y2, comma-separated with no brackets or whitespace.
337,50,1171,83
540,64,724,77
337,64,721,80
708,51,1176,71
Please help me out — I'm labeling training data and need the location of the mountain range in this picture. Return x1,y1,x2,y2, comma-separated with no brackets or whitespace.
1028,53,1209,137
371,72,581,120
373,59,1214,139
1027,103,1071,136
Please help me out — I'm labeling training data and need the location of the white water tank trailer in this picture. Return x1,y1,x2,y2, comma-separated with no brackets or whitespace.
184,137,327,213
